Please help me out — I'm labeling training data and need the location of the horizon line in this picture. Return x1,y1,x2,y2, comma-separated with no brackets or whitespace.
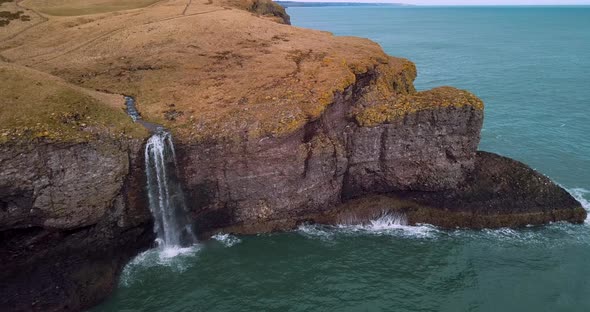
277,0,590,5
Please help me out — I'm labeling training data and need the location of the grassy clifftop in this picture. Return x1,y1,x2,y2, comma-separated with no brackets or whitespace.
355,87,484,127
22,0,160,16
0,0,481,144
0,63,147,143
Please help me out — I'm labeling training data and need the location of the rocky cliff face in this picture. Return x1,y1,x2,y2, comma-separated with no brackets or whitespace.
0,63,153,311
180,65,584,235
0,138,154,312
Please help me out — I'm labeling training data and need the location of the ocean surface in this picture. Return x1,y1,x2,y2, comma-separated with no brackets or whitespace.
94,6,590,312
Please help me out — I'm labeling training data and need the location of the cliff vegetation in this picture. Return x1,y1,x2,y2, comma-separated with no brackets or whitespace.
1,0,427,144
0,63,146,144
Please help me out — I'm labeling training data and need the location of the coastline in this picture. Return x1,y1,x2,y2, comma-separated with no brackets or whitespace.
1,1,588,311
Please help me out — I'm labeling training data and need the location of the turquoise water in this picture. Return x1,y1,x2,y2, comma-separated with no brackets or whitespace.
94,7,590,312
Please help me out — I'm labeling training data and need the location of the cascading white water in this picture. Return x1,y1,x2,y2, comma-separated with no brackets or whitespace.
145,129,196,248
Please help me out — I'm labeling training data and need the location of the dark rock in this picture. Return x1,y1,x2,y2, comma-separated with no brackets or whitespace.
0,139,154,312
179,70,584,236
329,151,586,229
247,0,291,25
344,105,482,196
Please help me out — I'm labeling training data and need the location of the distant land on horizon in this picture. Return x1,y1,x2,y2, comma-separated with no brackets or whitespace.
275,1,411,7
276,0,590,6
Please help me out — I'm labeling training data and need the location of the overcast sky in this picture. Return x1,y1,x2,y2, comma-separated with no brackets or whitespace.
289,0,590,4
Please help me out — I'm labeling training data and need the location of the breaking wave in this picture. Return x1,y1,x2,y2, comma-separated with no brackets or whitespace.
298,212,439,239
212,233,242,247
568,188,590,223
297,194,590,245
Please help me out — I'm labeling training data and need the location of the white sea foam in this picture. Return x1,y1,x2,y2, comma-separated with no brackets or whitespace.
340,213,439,238
568,188,590,223
211,233,242,247
298,213,438,239
297,223,335,240
477,227,541,242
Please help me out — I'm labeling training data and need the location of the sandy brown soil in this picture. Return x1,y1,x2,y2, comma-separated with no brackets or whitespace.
0,0,418,143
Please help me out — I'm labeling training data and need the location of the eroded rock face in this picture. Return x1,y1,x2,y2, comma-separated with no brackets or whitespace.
0,139,153,312
345,105,482,196
314,152,587,229
178,67,487,234
243,0,292,24
177,67,584,235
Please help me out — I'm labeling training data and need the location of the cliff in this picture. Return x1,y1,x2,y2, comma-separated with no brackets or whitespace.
0,0,586,311
0,63,154,310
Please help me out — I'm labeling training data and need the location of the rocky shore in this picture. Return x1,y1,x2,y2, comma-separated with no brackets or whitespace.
0,0,586,311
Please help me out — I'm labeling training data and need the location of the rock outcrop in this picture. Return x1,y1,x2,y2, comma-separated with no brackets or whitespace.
307,151,586,229
0,64,153,311
182,76,584,235
181,74,489,234
0,139,154,312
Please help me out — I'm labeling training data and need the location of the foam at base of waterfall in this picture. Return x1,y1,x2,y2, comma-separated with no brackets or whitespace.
119,245,201,286
159,245,199,259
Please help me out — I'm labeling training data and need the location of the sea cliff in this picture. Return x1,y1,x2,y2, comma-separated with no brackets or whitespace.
0,0,586,311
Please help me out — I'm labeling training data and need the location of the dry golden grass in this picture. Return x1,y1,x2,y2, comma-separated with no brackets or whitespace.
0,0,43,42
0,62,146,143
0,0,468,144
355,87,484,127
22,0,160,16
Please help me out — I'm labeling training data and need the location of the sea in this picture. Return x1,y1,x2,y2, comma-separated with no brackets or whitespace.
93,6,590,312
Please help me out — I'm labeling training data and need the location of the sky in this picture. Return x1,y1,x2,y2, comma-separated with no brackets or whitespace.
287,0,590,4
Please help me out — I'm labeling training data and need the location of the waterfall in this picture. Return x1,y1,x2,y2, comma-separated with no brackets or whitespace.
125,96,141,122
145,129,196,248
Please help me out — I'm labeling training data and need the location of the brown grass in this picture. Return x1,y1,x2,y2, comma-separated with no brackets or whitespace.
355,86,484,127
0,63,146,143
23,0,160,16
0,0,458,144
